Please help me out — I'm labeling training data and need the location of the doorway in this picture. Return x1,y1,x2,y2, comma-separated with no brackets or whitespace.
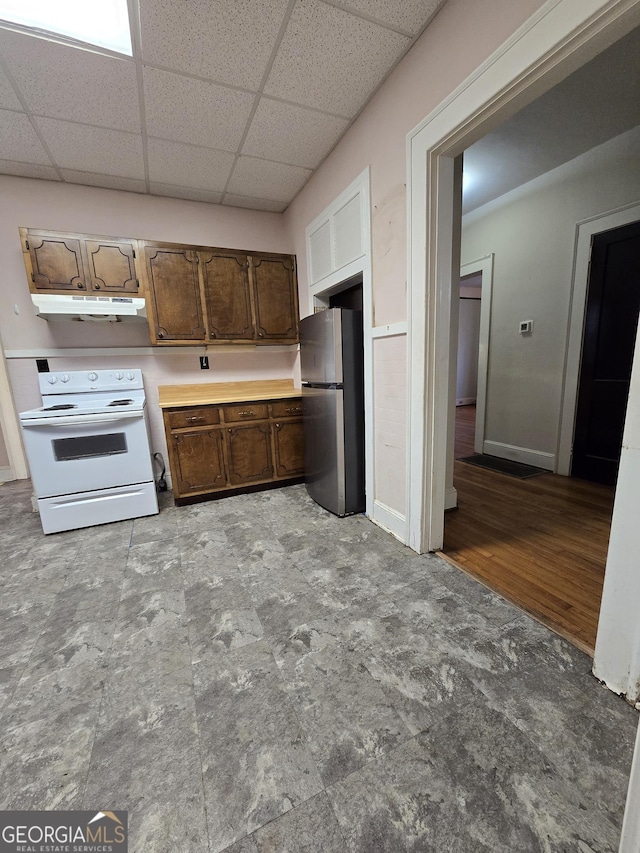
572,220,640,485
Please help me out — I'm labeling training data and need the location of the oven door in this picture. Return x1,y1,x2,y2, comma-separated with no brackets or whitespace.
21,411,154,498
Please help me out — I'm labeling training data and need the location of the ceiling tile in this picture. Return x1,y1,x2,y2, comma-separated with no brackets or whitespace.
264,0,409,116
34,118,144,178
0,110,51,164
143,67,255,151
242,98,349,168
139,0,291,90
0,65,22,110
61,171,147,193
332,0,445,36
227,156,311,203
0,160,59,181
223,194,287,213
147,138,235,192
0,29,140,131
150,183,223,204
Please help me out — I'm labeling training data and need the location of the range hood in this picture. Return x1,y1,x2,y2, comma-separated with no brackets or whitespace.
32,293,147,322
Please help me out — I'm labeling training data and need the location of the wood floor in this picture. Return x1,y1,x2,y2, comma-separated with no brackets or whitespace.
442,405,615,655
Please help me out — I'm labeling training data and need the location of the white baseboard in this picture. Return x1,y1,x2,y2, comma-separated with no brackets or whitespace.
444,486,458,510
372,500,407,543
0,466,14,483
483,440,555,471
456,397,476,406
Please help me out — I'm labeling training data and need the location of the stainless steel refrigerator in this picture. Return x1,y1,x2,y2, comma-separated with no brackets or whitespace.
300,308,365,516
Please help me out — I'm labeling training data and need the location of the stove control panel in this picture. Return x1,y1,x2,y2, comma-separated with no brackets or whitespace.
38,369,145,395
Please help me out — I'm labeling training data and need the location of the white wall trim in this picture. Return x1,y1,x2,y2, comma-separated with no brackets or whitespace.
0,337,28,480
372,499,407,542
619,721,640,853
306,168,370,306
305,169,376,525
371,322,407,339
483,440,555,471
557,200,640,474
444,486,458,511
460,255,494,454
407,0,640,555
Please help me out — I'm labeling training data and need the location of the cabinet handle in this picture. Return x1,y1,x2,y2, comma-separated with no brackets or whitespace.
94,283,101,290
77,282,84,289
186,416,205,422
157,332,164,339
285,407,301,414
238,410,254,417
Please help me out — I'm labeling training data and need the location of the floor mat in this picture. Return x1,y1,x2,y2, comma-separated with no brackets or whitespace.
460,453,548,478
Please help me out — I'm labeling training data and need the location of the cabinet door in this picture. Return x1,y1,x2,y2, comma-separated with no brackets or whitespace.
249,254,299,342
226,422,273,485
85,239,139,293
201,250,254,340
273,418,304,477
172,429,227,495
26,232,86,291
144,245,205,342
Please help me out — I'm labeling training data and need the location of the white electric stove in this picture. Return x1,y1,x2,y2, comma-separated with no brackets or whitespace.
19,369,159,534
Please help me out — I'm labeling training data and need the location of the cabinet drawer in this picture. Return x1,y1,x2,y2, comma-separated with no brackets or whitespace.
270,398,303,419
223,403,268,423
167,407,220,429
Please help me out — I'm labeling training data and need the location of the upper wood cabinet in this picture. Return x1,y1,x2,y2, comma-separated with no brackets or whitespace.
201,249,253,341
20,228,141,295
250,253,298,342
143,243,205,342
142,240,299,346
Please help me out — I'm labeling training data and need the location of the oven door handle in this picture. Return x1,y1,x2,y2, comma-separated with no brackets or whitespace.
21,412,144,427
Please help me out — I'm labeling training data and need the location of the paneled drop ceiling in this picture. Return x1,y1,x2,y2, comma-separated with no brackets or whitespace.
0,0,447,212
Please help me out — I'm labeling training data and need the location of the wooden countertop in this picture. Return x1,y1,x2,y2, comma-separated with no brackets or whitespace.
158,379,300,408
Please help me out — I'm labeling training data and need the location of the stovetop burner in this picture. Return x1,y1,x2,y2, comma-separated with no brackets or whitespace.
42,404,77,411
107,399,134,407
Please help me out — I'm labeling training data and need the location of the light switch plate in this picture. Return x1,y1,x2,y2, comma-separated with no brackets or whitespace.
519,319,533,335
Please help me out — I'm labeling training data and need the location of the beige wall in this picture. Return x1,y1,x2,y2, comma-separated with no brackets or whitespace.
461,125,640,463
284,0,546,326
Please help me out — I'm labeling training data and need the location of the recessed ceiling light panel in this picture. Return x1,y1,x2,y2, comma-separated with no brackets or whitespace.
0,0,132,55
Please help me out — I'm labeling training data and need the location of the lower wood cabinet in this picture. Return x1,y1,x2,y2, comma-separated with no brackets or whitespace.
163,396,304,503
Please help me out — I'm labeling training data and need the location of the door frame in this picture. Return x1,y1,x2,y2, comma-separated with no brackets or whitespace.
557,201,640,474
406,0,640,554
459,254,494,455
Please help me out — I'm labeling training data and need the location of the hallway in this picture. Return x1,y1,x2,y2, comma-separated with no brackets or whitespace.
443,405,615,654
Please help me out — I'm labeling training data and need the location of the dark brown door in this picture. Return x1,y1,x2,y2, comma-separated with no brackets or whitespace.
572,220,640,485
249,254,299,342
85,239,138,293
273,419,304,477
172,430,227,494
27,234,86,291
201,250,253,340
226,423,273,484
144,245,205,342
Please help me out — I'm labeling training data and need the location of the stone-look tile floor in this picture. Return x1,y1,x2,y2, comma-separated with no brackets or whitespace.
0,478,637,852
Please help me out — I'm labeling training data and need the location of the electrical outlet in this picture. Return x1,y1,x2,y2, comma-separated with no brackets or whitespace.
200,356,209,370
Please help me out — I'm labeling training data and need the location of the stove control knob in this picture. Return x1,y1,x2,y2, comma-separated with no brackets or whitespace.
46,375,58,384
60,374,70,383
88,372,98,382
126,371,135,381
115,371,124,380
